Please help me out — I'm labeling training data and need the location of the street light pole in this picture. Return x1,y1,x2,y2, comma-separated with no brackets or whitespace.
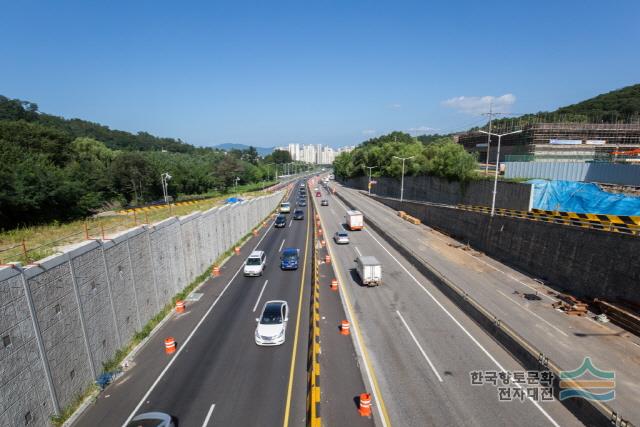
392,156,414,202
479,129,522,216
234,176,240,194
161,172,172,203
364,165,377,195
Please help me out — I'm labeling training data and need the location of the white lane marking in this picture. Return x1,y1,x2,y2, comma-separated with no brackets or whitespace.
202,403,215,426
289,219,293,227
495,290,568,337
253,280,269,312
354,246,362,257
122,218,275,426
330,208,336,216
396,310,443,383
364,227,560,427
279,239,286,252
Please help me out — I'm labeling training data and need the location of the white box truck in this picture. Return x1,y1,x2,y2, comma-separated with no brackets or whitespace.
345,210,364,230
356,256,382,286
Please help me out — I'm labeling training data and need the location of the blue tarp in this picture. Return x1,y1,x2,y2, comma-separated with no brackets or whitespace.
225,197,243,203
527,180,640,216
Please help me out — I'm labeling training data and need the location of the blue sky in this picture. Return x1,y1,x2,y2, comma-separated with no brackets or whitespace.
2,0,639,148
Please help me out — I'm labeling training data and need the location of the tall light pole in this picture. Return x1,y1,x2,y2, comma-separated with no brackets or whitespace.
364,165,377,195
392,156,414,202
234,176,241,194
479,129,522,216
161,172,172,203
481,101,505,175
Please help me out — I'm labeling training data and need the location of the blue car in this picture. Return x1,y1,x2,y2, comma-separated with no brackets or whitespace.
280,248,300,270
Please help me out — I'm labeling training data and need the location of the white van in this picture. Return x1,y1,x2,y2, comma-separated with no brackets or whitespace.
244,251,266,276
280,202,291,213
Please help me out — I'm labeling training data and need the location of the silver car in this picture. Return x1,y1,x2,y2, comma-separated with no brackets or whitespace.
127,412,175,427
333,231,349,244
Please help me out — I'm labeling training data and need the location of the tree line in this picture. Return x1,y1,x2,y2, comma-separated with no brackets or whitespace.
332,131,478,182
0,96,296,230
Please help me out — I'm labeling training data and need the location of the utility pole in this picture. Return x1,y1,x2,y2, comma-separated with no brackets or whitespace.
479,130,522,216
392,156,414,202
364,165,377,195
161,172,172,203
481,101,505,175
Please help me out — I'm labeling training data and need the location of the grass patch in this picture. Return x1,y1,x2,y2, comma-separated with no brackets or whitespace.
50,384,100,427
0,183,276,265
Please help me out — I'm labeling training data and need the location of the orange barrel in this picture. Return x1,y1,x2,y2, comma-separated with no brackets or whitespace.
320,240,326,247
359,393,372,416
340,320,350,335
330,279,338,291
164,337,176,354
234,247,241,255
325,254,331,264
175,300,185,313
212,266,220,276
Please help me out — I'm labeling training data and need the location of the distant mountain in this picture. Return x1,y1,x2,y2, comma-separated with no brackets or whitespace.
213,143,274,156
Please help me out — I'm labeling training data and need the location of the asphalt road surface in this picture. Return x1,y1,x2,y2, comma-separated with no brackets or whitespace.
316,182,582,427
74,182,312,427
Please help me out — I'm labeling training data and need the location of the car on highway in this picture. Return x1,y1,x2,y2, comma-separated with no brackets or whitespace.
274,214,287,228
244,251,266,276
280,247,300,270
321,199,329,206
255,300,289,346
333,231,349,244
316,191,321,197
293,209,304,220
298,200,307,207
126,412,175,427
280,202,291,213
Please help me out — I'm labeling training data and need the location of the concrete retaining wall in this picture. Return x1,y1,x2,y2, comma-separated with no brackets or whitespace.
342,175,533,211
369,195,640,305
505,161,640,186
0,192,283,426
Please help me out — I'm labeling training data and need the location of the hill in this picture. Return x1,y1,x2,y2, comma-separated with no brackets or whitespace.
556,84,640,119
213,143,274,156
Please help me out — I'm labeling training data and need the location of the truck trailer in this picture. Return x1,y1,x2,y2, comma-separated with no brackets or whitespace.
345,210,364,230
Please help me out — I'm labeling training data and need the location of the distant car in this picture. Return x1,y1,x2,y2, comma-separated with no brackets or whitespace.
293,209,304,220
300,183,305,188
126,412,175,427
255,300,289,346
334,231,349,244
244,251,266,276
298,200,307,207
316,191,321,197
275,215,287,228
281,248,300,270
280,202,291,213
321,199,329,206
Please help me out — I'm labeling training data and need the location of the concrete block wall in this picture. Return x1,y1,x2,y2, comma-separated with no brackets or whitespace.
0,191,283,426
343,175,534,211
370,195,640,305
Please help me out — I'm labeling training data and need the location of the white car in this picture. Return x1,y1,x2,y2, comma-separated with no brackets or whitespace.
244,251,266,276
255,300,288,346
333,231,349,244
280,202,291,213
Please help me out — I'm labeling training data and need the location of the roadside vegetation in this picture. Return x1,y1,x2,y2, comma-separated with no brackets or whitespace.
0,95,300,230
333,131,478,182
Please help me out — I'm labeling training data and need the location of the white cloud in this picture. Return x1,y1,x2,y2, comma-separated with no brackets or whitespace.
362,129,377,135
389,103,402,109
442,93,516,115
408,126,437,134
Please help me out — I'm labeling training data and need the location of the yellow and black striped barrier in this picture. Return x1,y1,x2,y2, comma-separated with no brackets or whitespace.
307,205,321,427
456,204,640,236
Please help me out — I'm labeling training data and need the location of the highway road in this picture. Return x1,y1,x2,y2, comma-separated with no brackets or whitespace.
74,182,312,427
314,180,583,427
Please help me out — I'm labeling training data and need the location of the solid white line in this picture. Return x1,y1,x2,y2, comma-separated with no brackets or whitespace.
495,290,568,337
289,219,293,227
363,226,560,427
122,218,275,427
279,239,286,252
396,310,443,382
253,280,269,312
354,246,362,257
202,403,215,427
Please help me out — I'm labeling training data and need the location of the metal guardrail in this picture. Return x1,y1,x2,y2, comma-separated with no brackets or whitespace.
456,205,640,236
